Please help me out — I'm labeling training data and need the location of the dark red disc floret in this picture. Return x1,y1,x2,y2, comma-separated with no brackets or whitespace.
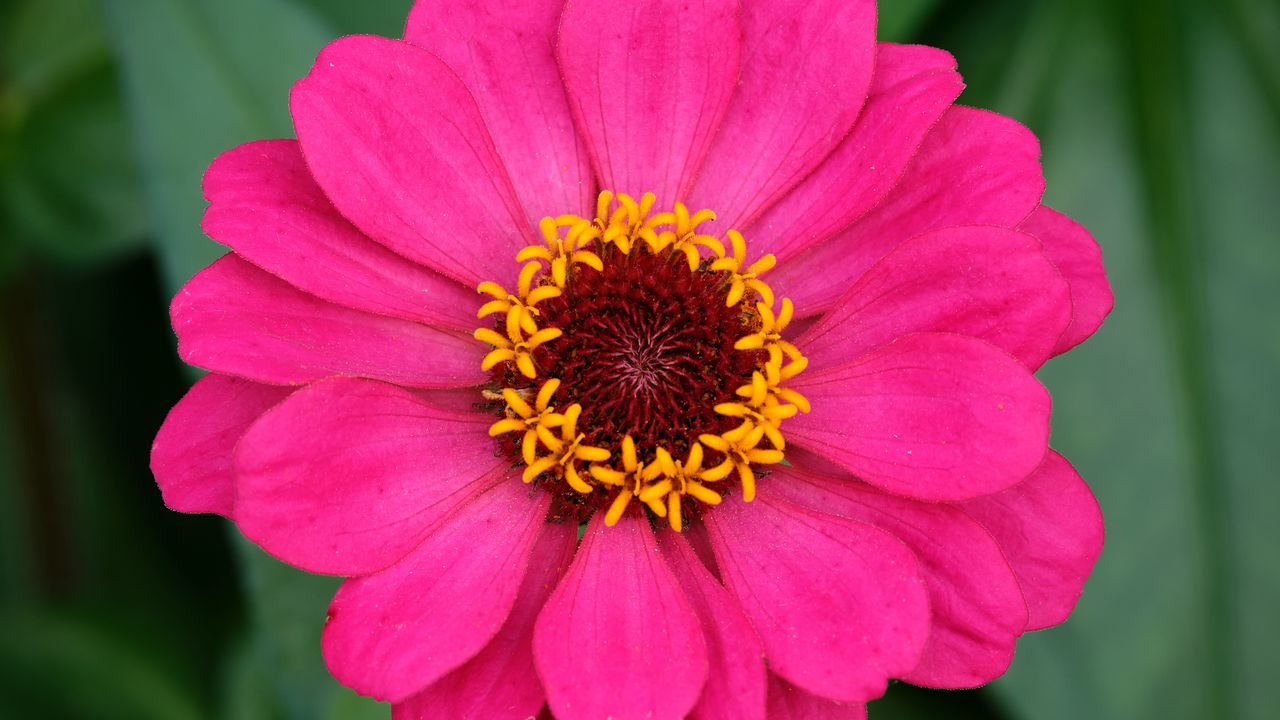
534,246,761,460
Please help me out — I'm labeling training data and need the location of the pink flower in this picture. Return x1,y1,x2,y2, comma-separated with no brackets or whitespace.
152,1,1113,718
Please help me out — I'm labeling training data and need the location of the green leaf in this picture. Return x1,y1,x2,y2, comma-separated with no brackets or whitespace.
102,0,331,292
231,536,388,720
104,2,385,718
0,612,205,720
949,2,1280,719
876,0,941,43
0,0,147,266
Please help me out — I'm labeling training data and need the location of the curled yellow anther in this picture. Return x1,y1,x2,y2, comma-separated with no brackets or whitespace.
476,264,562,335
637,444,721,532
474,320,561,379
596,191,663,253
523,403,610,493
700,421,784,502
734,298,803,368
591,435,668,526
710,229,777,307
489,379,567,465
519,217,604,286
650,202,725,270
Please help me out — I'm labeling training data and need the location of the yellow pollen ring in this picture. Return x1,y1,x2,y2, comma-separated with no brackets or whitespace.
474,190,810,531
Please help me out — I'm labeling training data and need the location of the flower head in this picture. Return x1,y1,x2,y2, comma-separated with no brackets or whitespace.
152,1,1113,718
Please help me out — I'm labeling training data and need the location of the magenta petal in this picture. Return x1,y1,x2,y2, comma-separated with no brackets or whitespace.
534,512,708,720
557,0,739,207
202,139,475,331
1018,206,1114,355
233,378,501,575
392,521,576,720
322,479,550,703
961,451,1104,631
150,374,289,517
789,333,1050,501
172,255,483,389
799,226,1072,373
658,529,767,720
404,0,593,224
772,466,1027,689
291,35,531,286
774,106,1045,315
689,0,877,231
751,43,962,260
766,675,867,720
704,493,929,703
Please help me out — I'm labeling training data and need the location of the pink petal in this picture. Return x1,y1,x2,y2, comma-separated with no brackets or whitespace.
798,226,1072,373
232,378,501,575
404,0,594,224
703,493,929,703
750,43,962,260
772,466,1027,689
533,512,708,720
766,675,867,720
1018,206,1114,356
291,35,532,287
322,479,551,703
150,374,289,517
202,139,476,331
690,0,877,231
392,521,576,720
657,529,767,720
788,332,1051,501
961,450,1104,631
557,0,740,206
774,106,1045,315
172,254,483,389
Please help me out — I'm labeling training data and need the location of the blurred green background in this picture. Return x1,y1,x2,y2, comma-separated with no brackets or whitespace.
1,0,1277,718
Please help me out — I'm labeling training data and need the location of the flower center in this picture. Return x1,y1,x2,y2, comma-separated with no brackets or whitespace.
475,192,808,531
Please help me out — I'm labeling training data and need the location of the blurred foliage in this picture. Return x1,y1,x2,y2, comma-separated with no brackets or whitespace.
0,0,1276,718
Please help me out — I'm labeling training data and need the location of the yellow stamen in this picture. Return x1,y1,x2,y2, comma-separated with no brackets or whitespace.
474,190,809,528
489,379,567,465
710,229,777,307
518,217,604,287
523,402,610,493
649,202,726,270
638,444,720,531
700,421,784,502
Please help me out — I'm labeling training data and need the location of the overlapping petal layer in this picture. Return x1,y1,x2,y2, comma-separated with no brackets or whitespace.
750,42,963,260
392,521,577,719
659,529,768,720
534,513,709,720
772,466,1027,688
558,0,740,207
292,35,532,287
705,493,929,702
151,373,289,517
766,676,868,720
773,107,1046,314
798,226,1072,372
233,378,503,575
202,139,476,331
962,451,1105,630
788,332,1051,501
689,0,877,230
153,1,1110,717
1019,206,1114,355
172,255,483,388
322,479,550,702
404,0,594,225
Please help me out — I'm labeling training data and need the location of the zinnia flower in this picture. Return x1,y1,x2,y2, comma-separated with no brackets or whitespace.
151,0,1113,717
